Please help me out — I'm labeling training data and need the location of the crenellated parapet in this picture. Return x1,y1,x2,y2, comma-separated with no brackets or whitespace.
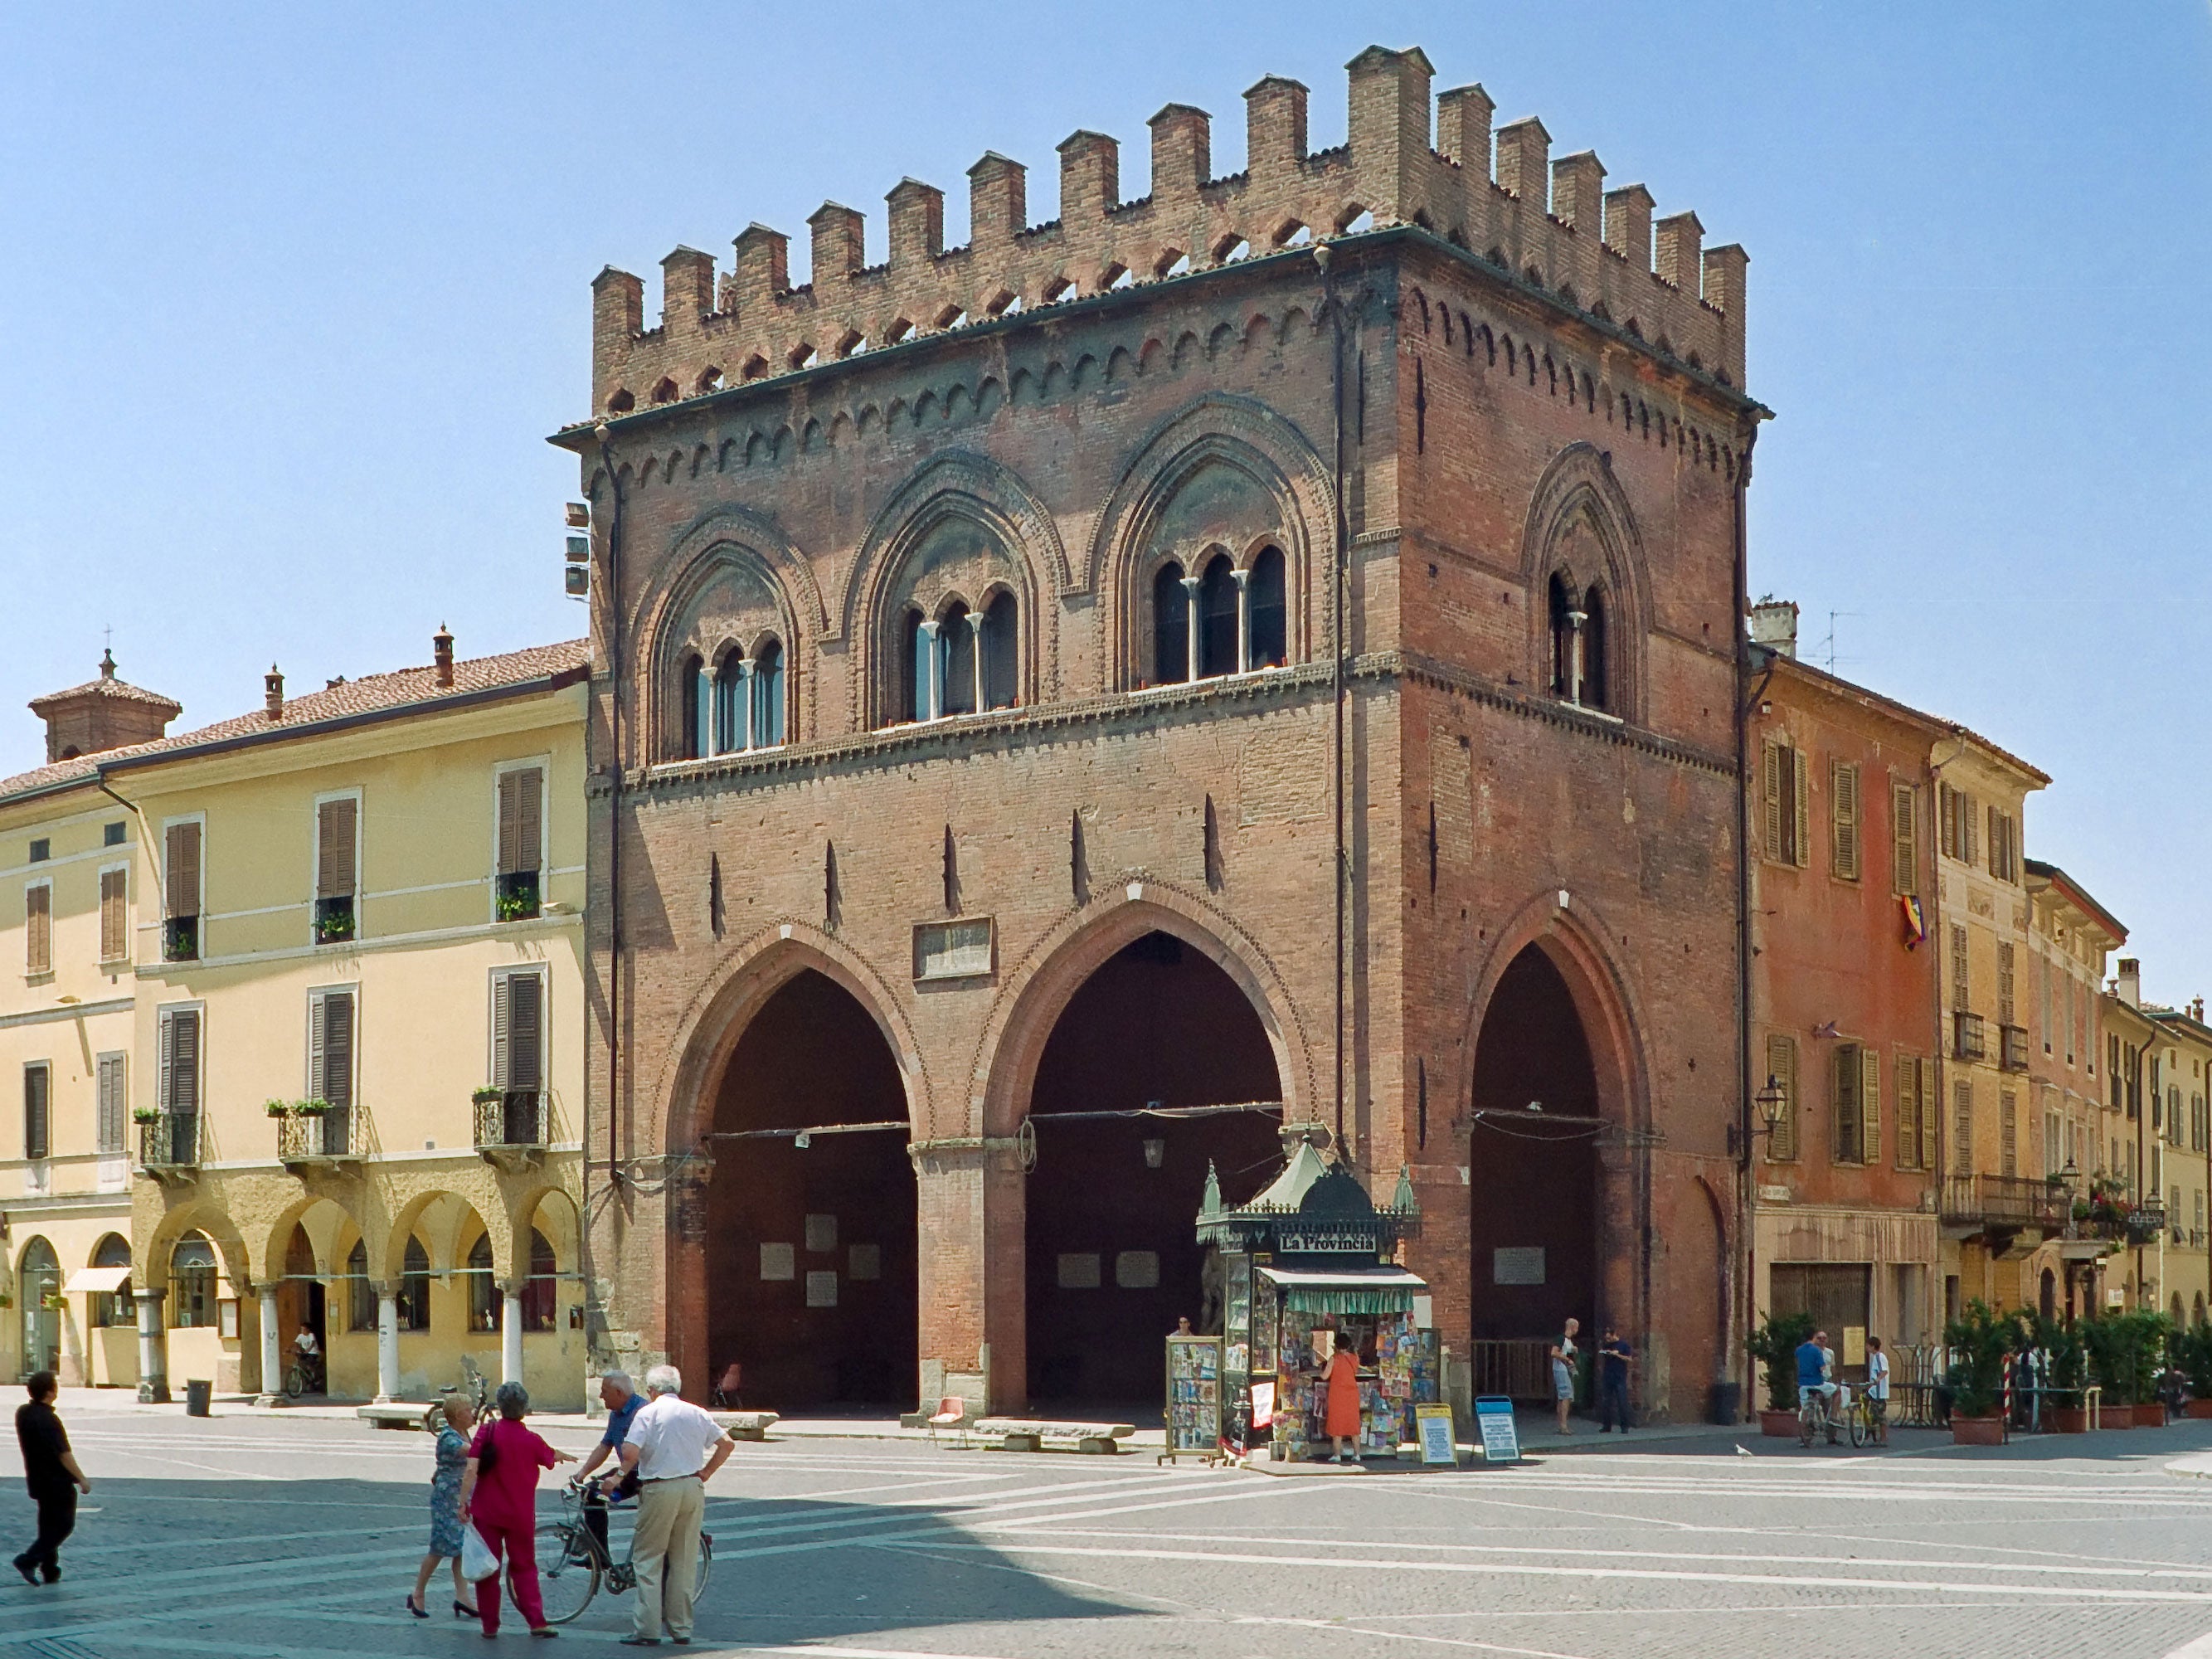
588,45,1747,421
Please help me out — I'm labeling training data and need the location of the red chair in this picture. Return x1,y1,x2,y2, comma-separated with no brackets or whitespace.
711,1363,743,1408
927,1395,974,1448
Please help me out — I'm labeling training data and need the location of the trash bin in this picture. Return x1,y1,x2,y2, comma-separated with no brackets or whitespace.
1707,1380,1743,1425
184,1379,212,1418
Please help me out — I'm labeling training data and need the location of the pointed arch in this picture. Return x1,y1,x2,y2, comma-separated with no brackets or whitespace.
1520,442,1650,724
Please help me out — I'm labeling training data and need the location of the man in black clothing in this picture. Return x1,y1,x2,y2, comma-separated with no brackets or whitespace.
1597,1327,1635,1433
14,1372,90,1586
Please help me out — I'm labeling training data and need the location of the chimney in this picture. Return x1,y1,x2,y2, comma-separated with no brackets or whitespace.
1748,597,1799,659
265,664,284,721
2118,959,2142,1010
434,625,455,688
2192,997,2205,1024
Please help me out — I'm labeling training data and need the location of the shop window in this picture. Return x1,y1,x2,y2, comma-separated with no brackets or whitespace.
170,1233,216,1328
468,1233,500,1332
398,1236,431,1332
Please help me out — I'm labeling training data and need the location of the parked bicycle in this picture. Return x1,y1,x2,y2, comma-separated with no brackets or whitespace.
425,1354,491,1433
529,1476,713,1625
1797,1384,1843,1447
281,1351,327,1399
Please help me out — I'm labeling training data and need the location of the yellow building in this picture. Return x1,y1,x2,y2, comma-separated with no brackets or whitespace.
2,634,591,1408
2146,996,2212,1328
2100,975,2160,1312
1931,729,2048,1320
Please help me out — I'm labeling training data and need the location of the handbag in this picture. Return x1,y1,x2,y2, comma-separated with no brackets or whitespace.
459,1520,502,1582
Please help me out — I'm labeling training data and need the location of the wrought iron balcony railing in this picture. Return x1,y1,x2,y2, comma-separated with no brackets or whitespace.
139,1111,200,1174
277,1108,353,1165
1941,1172,2063,1230
475,1090,547,1155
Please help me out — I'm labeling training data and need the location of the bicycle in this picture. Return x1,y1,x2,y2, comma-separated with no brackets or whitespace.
1797,1385,1841,1447
281,1352,326,1399
1845,1391,1887,1448
425,1355,492,1433
530,1476,713,1625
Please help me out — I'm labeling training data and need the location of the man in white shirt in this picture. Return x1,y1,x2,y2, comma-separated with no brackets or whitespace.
1864,1335,1892,1446
605,1365,735,1647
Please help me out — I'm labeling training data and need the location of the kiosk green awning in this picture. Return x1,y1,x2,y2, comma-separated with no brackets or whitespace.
1257,1265,1426,1316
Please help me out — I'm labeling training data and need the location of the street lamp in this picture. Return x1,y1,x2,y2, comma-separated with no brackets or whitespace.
1753,1075,1788,1142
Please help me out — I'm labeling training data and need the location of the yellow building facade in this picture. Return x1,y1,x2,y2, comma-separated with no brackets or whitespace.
2146,1000,2212,1328
1,636,591,1409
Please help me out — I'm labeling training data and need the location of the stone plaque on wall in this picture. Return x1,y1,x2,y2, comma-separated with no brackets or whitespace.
849,1244,881,1281
761,1243,795,1282
1057,1253,1101,1289
1492,1247,1546,1286
805,1271,839,1308
805,1214,837,1253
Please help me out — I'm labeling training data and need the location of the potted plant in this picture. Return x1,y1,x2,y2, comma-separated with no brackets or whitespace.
40,1289,67,1312
264,1097,290,1119
1943,1300,2011,1444
2133,1309,2176,1426
2178,1324,2212,1419
2083,1311,2141,1431
132,1105,162,1126
471,1084,504,1104
1747,1311,1816,1436
2032,1314,2092,1433
294,1097,331,1116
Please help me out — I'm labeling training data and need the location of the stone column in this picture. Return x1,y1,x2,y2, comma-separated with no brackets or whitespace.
256,1285,282,1404
736,658,756,752
917,620,943,720
376,1287,401,1402
501,1282,525,1388
1232,567,1252,673
134,1287,169,1404
1181,576,1203,681
965,613,986,712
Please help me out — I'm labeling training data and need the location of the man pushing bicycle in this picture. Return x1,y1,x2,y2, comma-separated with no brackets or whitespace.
1796,1327,1840,1444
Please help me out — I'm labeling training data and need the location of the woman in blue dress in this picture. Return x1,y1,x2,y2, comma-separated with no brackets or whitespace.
405,1395,480,1618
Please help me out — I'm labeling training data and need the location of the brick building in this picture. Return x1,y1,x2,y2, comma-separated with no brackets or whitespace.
558,46,1758,1419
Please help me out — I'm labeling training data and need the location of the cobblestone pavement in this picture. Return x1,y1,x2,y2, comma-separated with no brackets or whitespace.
12,1410,2212,1658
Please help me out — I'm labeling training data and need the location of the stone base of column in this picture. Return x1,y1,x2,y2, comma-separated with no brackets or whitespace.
253,1393,284,1408
138,1381,171,1405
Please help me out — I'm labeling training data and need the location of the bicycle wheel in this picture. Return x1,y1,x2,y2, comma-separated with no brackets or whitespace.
1846,1404,1867,1448
1797,1404,1814,1447
693,1531,712,1601
531,1522,600,1625
283,1364,305,1399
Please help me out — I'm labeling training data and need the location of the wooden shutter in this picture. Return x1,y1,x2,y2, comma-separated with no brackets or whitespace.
1860,1047,1882,1165
1917,1058,1937,1172
491,971,512,1088
308,993,328,1100
164,822,201,919
1998,942,2015,1027
1895,1053,1918,1169
1951,925,1970,1010
24,883,51,975
508,972,543,1091
1962,792,1977,868
1830,761,1860,879
2001,1088,2018,1178
316,799,357,898
498,769,544,876
96,1053,125,1154
24,1064,50,1161
1834,1045,1862,1163
100,868,127,961
161,1008,200,1116
1762,742,1783,863
1952,1076,1973,1172
1766,1034,1798,1161
1791,747,1810,868
323,992,353,1112
1890,781,1916,895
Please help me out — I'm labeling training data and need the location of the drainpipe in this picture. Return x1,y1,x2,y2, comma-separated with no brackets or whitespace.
1318,242,1349,1156
1731,428,1757,1417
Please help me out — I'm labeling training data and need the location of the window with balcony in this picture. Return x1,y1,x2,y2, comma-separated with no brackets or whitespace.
152,1004,202,1166
485,968,547,1148
306,987,356,1157
314,795,357,944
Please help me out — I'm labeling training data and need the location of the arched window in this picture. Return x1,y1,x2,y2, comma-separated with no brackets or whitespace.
941,602,976,716
1582,585,1608,713
1153,562,1189,685
902,608,929,722
1248,546,1287,669
90,1233,132,1329
1548,573,1573,700
521,1228,558,1333
678,652,710,759
1198,554,1238,678
398,1235,430,1332
712,649,745,754
346,1238,376,1332
980,595,1017,711
467,1232,499,1333
751,639,785,745
170,1233,216,1329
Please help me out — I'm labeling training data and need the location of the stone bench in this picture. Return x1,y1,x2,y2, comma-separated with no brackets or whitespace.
972,1418,1133,1454
710,1411,781,1441
357,1403,431,1431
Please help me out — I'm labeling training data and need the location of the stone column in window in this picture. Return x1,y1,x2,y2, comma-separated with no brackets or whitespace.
134,1287,169,1404
918,620,943,721
256,1283,282,1403
500,1280,525,1385
736,658,756,752
1232,567,1252,673
1181,575,1203,682
965,612,986,713
1565,602,1588,705
376,1285,401,1402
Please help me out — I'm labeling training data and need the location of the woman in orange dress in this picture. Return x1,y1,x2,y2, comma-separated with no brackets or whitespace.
1321,1331,1363,1463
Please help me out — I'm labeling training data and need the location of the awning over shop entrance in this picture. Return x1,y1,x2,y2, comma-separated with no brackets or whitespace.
1256,1266,1426,1316
63,1267,130,1294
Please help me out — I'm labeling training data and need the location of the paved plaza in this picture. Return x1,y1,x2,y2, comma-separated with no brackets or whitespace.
12,1404,2212,1658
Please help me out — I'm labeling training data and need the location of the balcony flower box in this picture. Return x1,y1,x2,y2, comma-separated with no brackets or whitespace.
265,1099,290,1118
132,1106,162,1125
1949,1413,2005,1446
293,1097,331,1117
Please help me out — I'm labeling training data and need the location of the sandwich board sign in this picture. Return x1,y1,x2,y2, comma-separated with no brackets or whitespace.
1475,1395,1521,1464
1415,1403,1458,1466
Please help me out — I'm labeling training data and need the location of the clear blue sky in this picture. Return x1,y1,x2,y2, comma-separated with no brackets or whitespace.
4,4,2207,995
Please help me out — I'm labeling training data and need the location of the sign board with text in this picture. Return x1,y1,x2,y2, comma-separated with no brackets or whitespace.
1475,1394,1521,1464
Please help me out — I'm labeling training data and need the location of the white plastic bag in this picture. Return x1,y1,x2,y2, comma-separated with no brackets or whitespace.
459,1520,502,1583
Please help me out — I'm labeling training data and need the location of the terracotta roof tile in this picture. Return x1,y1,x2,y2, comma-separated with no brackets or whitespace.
1,640,589,805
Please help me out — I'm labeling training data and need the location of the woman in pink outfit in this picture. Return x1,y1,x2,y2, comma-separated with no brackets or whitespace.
459,1381,575,1638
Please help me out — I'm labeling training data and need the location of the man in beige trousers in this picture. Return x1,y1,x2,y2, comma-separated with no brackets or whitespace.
603,1364,736,1646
